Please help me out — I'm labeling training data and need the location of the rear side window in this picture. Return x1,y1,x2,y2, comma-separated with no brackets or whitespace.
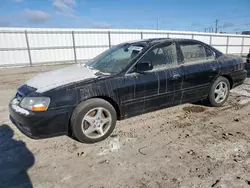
180,42,215,63
205,47,215,59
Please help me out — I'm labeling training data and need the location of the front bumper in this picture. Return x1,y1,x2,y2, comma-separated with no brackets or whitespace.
9,104,73,139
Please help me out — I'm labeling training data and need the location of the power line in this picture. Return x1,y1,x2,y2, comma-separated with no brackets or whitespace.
213,16,250,32
218,23,250,28
204,18,249,33
218,15,250,21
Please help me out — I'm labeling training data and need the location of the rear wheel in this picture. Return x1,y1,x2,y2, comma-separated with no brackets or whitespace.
208,76,230,107
71,98,117,143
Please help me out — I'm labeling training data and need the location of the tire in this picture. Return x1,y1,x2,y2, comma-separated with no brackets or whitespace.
208,76,230,107
70,98,117,143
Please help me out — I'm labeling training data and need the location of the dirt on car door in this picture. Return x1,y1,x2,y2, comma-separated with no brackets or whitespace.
178,41,220,103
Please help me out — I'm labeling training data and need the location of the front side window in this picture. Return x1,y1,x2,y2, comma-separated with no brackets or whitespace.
180,42,215,63
86,44,144,74
137,42,178,71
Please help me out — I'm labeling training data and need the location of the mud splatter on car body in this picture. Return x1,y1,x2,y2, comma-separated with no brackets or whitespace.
9,38,247,139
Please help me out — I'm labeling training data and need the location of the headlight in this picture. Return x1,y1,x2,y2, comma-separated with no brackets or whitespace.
20,97,50,112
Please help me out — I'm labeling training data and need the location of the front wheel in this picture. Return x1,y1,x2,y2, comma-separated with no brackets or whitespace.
208,76,230,107
70,98,117,143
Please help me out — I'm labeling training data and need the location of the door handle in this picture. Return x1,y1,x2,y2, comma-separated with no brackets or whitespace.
172,74,181,80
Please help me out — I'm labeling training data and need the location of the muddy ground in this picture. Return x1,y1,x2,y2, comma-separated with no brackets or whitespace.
1,64,250,188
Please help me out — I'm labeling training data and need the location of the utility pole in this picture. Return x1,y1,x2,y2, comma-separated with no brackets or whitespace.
156,18,159,30
215,19,218,33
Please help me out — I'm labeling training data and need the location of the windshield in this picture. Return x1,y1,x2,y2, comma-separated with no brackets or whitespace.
86,44,145,74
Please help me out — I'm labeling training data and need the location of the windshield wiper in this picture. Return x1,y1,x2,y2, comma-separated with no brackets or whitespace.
89,67,111,76
95,71,111,76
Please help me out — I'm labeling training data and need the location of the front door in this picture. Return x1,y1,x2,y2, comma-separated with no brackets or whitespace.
120,41,183,118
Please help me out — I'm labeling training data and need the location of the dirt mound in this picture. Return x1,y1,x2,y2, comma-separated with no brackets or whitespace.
183,105,206,113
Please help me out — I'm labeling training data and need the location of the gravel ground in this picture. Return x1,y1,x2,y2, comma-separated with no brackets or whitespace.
1,64,250,188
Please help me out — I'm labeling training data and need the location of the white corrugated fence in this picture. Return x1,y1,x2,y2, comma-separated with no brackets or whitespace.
0,27,249,67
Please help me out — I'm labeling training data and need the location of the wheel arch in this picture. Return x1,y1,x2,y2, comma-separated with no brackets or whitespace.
221,75,233,89
68,96,121,136
208,75,231,107
90,96,121,120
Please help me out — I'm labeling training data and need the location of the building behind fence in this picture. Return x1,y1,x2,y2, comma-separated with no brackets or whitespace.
0,27,250,67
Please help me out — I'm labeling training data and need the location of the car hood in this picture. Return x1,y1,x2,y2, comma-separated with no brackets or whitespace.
26,64,98,93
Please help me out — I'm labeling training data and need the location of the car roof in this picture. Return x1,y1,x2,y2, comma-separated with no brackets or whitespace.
124,38,222,57
127,38,200,46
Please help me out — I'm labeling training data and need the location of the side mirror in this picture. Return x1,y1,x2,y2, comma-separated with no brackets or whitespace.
136,61,153,72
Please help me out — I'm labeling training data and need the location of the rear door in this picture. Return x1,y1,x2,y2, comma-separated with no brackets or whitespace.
178,41,220,103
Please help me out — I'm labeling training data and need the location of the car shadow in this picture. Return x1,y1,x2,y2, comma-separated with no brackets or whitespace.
0,124,35,188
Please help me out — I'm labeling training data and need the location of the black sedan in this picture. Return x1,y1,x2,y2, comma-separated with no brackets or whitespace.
9,38,247,143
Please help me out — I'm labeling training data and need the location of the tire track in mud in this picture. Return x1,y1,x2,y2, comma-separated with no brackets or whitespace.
108,80,250,187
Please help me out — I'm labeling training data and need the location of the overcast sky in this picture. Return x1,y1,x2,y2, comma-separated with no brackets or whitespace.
0,0,249,32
